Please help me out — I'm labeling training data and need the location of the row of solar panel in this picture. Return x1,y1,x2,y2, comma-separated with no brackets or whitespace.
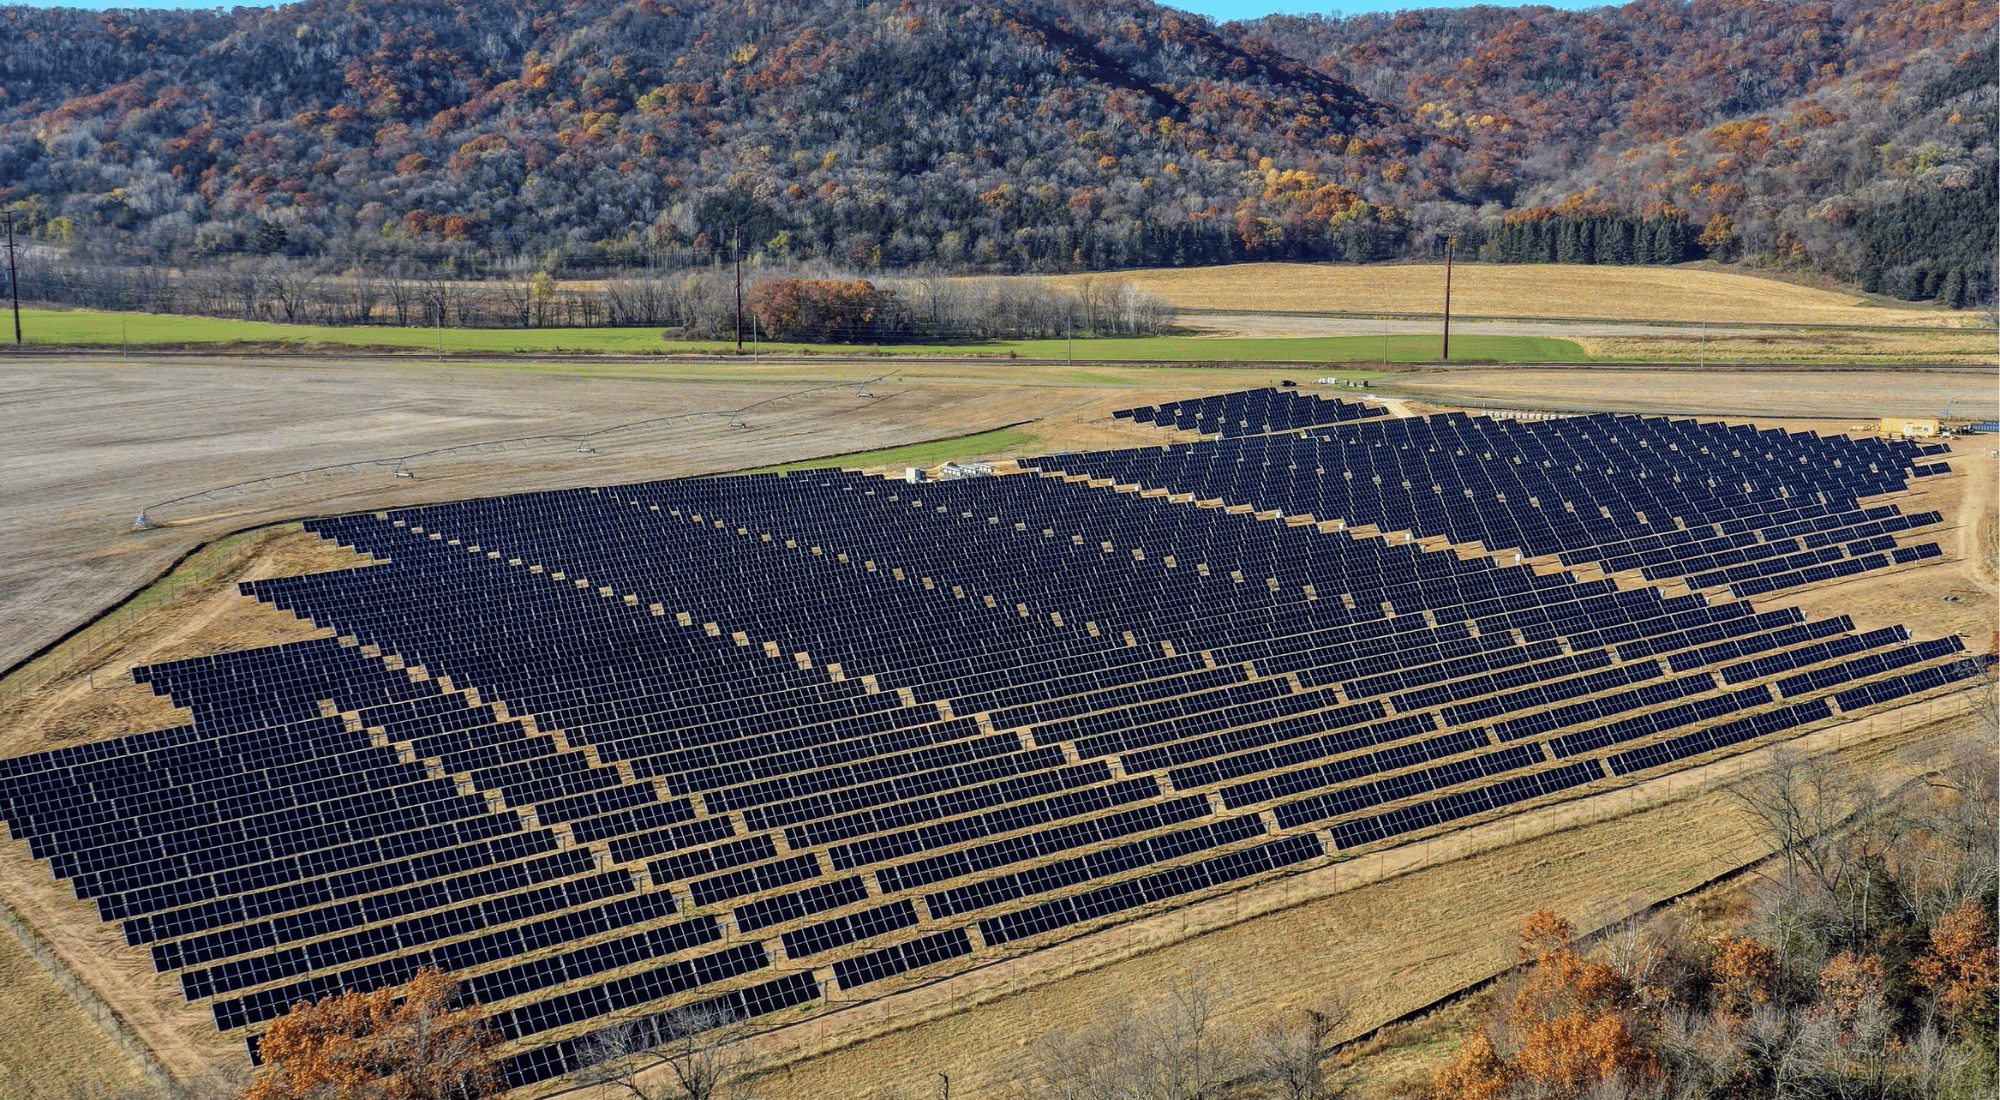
1149,709,1430,787
181,847,595,999
213,877,668,1031
1590,504,1907,571
1728,551,1892,598
828,775,1162,872
1329,760,1606,848
1267,743,1545,828
0,398,1961,1091
873,792,1211,894
98,802,532,922
975,834,1324,946
606,814,738,867
1778,636,1966,697
643,715,989,797
741,744,1071,833
925,813,1271,919
785,761,1114,851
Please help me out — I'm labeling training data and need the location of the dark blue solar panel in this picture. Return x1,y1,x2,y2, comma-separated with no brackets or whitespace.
0,393,1964,1086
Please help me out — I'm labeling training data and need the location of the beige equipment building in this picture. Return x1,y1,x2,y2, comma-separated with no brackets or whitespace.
1878,416,1940,438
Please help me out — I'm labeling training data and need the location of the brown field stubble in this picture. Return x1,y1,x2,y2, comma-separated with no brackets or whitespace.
1573,328,1997,364
1387,370,2000,421
1051,262,1992,328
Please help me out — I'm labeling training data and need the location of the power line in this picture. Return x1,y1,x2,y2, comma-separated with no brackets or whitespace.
4,211,20,345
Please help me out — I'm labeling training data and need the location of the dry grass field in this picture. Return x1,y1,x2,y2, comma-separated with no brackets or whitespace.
1571,327,1998,364
1055,262,1995,328
0,356,1993,1099
1387,367,2000,420
0,913,151,1100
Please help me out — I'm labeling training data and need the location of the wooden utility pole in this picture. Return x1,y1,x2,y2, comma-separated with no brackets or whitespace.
4,211,20,345
1441,235,1455,362
732,233,744,352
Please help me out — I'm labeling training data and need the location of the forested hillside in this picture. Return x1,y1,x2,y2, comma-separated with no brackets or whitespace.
0,0,1992,302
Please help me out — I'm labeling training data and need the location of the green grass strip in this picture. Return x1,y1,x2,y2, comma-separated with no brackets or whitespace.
16,308,1587,362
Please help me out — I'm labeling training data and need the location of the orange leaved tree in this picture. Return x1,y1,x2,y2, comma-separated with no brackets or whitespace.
241,967,498,1100
746,277,903,342
1431,909,1656,1100
1914,897,1999,1041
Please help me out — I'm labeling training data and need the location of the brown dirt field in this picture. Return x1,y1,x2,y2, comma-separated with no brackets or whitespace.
1047,263,1992,328
1574,328,1997,364
1384,367,2000,420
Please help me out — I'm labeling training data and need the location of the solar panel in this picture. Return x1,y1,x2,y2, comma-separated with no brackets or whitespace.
0,393,1977,1085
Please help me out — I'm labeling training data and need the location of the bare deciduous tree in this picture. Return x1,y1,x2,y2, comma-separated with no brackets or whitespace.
1725,747,1903,960
1015,970,1244,1100
1256,997,1353,1100
572,1002,743,1100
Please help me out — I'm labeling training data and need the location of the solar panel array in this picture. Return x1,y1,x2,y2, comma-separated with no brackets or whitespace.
1113,390,1389,437
1,392,1984,1090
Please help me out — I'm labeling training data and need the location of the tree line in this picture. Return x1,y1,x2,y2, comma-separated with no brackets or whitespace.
1487,212,1700,268
6,257,1171,344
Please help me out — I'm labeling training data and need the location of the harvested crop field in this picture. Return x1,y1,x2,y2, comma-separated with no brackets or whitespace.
1055,263,1991,328
1386,366,2000,420
1571,326,1999,364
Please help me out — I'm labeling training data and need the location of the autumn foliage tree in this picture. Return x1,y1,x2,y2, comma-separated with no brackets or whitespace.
745,278,907,343
241,967,498,1100
1431,910,1655,1100
1434,730,1997,1100
1915,899,1999,1042
1706,934,1779,1017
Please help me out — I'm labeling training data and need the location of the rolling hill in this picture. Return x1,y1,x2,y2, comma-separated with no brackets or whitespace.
0,0,1991,302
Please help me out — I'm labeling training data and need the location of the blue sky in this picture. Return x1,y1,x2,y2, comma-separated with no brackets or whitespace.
58,0,1616,14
